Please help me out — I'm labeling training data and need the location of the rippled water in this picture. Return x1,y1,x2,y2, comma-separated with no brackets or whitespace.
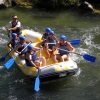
0,7,100,100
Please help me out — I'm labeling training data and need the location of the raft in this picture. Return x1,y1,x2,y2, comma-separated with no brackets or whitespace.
7,29,79,80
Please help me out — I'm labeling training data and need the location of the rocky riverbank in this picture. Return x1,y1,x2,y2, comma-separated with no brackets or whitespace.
0,0,100,14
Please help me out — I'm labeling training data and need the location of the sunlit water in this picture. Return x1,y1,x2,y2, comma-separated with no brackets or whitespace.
0,7,100,100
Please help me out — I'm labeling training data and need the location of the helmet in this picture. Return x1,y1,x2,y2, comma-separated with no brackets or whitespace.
28,44,33,50
45,27,51,33
49,30,54,35
12,33,17,38
60,35,66,40
19,36,25,41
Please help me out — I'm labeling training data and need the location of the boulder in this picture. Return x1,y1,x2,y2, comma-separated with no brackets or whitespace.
79,1,94,13
0,0,11,8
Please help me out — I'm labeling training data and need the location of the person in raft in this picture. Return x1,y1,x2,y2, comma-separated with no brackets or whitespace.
7,33,19,49
7,15,21,38
25,44,46,69
44,30,58,58
14,35,27,59
52,35,75,63
40,27,51,48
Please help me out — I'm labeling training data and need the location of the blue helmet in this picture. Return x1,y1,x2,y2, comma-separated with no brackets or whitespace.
60,35,66,40
28,44,34,50
49,30,54,35
12,33,17,38
19,36,25,41
45,27,51,33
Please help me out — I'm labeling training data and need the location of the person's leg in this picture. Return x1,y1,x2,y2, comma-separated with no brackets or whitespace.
60,54,69,62
40,56,46,66
19,54,25,59
52,54,61,63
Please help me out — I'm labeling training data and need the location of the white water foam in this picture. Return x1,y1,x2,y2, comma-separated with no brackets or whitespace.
0,66,4,70
82,26,100,50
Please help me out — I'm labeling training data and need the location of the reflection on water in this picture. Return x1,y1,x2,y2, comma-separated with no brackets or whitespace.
0,7,100,100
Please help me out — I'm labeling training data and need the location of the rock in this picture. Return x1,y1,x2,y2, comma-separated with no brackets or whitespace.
78,1,94,13
0,0,12,8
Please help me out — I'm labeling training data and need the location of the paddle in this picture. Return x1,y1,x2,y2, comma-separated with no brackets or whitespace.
46,39,80,45
34,69,40,92
69,39,80,45
34,48,41,91
0,49,13,62
58,48,96,63
4,42,31,69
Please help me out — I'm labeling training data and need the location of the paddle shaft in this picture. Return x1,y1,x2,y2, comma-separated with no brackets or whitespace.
34,48,42,91
4,49,14,58
58,48,96,62
19,42,31,53
46,39,80,45
58,48,82,55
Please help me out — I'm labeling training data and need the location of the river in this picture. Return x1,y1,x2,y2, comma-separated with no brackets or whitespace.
0,7,100,100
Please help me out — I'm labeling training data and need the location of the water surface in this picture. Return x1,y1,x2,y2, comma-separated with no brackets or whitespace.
0,7,100,100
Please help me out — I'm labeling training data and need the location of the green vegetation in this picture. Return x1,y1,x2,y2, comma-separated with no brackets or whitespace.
15,0,78,9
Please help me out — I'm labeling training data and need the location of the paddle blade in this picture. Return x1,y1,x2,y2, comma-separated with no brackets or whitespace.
34,76,40,92
4,58,14,69
70,40,80,45
0,57,5,62
83,54,96,63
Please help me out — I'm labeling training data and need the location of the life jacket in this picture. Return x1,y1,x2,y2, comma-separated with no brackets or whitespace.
40,33,49,46
59,42,69,55
18,43,27,54
32,52,37,61
11,39,18,48
11,21,19,33
25,51,37,66
48,37,56,49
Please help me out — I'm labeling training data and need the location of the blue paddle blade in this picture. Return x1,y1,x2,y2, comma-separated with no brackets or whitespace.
83,54,96,63
0,57,5,62
70,40,80,45
4,58,14,69
34,76,40,92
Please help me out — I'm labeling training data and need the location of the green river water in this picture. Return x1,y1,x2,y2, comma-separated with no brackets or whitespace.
0,7,100,100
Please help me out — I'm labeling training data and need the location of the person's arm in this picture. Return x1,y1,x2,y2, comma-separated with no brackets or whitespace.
54,36,58,42
14,43,21,53
28,54,39,69
52,42,60,55
44,38,49,48
66,42,75,52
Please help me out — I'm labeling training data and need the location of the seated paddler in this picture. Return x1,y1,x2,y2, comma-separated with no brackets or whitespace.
44,30,58,58
14,35,27,59
7,33,19,49
40,27,51,48
53,35,75,63
25,44,46,69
